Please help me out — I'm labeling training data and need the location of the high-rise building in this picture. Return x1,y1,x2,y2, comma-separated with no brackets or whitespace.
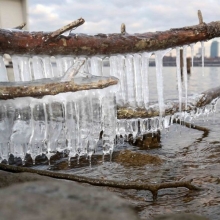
210,41,219,58
0,0,28,29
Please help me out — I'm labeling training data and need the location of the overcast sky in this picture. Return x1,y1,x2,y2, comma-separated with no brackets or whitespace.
28,0,220,56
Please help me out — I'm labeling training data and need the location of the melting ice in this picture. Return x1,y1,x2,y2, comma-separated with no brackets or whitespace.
0,43,211,165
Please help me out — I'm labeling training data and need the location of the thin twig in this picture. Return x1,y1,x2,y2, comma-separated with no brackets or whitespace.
121,23,126,34
0,163,200,201
13,23,26,30
198,10,204,24
51,17,85,38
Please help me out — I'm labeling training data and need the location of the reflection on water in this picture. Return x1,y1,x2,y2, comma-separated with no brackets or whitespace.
32,67,220,219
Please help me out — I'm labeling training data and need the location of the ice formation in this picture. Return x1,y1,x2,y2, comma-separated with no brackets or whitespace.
0,43,211,165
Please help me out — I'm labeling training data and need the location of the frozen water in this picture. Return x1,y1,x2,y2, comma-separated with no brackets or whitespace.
91,56,103,76
176,47,182,112
125,54,136,107
141,52,151,108
0,47,217,165
134,54,143,107
201,41,205,76
190,43,195,74
183,45,188,110
0,56,8,81
155,49,171,118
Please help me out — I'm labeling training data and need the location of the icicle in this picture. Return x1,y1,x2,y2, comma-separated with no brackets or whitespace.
11,56,32,82
183,45,188,110
42,56,54,78
32,56,45,80
0,56,8,82
102,91,116,157
155,49,171,118
201,41,205,76
68,97,80,162
10,99,32,163
78,91,91,157
131,119,138,142
116,119,126,140
109,56,118,77
55,56,65,77
0,103,10,162
134,54,143,107
90,56,103,76
20,56,32,81
125,54,136,107
12,55,21,81
176,47,182,112
141,52,151,109
190,43,195,74
117,55,126,106
46,99,63,161
90,90,102,149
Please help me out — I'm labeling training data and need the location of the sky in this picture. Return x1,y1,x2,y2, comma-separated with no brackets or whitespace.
28,0,220,57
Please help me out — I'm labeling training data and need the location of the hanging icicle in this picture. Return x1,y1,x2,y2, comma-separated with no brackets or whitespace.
176,47,182,112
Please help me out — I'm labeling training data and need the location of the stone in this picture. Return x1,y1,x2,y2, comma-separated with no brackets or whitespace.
153,213,208,220
0,178,140,220
0,170,49,188
114,149,162,167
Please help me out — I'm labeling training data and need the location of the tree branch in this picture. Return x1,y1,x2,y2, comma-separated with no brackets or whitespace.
0,76,118,99
0,163,200,201
1,19,220,56
117,86,220,119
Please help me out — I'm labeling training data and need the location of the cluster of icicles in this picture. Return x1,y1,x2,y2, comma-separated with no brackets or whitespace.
0,41,210,165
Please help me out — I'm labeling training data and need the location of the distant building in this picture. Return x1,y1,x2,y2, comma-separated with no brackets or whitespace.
0,0,28,29
210,41,219,58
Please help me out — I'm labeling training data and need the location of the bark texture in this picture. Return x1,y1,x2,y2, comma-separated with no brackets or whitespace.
0,76,118,99
1,21,220,56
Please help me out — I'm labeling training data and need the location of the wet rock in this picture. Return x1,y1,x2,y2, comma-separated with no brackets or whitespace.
114,149,162,167
133,132,161,150
0,170,49,188
153,213,208,220
0,179,140,220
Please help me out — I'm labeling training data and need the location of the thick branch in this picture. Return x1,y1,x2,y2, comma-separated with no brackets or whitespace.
1,20,220,56
0,163,200,201
117,86,220,119
0,76,118,99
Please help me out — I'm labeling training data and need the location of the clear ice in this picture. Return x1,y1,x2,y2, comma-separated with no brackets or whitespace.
0,46,216,165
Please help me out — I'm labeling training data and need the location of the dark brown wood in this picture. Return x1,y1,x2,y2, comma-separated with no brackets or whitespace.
0,163,200,201
13,23,26,30
1,20,220,56
0,76,118,99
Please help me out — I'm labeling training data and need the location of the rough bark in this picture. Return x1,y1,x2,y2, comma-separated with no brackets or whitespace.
117,86,220,119
0,163,200,201
0,76,118,99
1,20,220,56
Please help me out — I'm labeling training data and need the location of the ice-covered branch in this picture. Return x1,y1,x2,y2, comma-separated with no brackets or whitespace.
0,163,200,201
0,76,118,99
1,18,220,56
117,86,220,119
